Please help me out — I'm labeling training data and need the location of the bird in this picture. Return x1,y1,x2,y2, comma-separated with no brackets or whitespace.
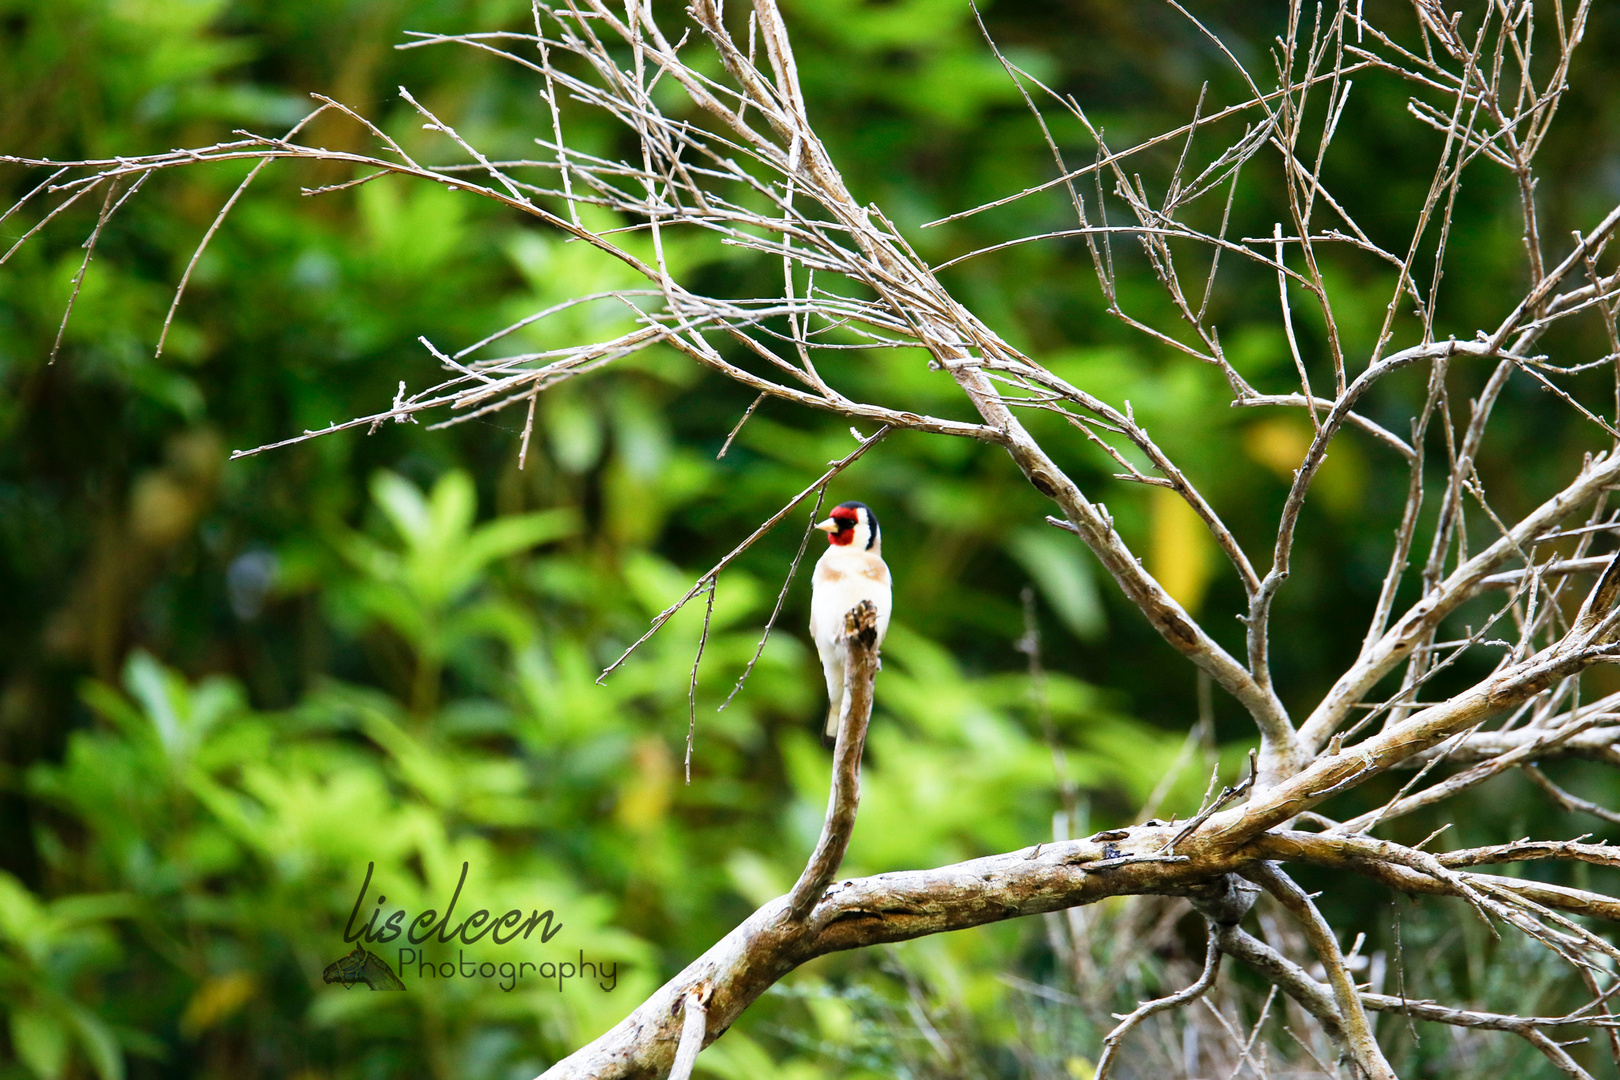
809,501,892,748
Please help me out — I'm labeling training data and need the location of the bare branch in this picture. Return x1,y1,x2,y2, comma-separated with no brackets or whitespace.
1094,924,1222,1080
668,988,709,1080
597,425,890,682
1246,861,1395,1080
786,600,880,920
1525,764,1620,826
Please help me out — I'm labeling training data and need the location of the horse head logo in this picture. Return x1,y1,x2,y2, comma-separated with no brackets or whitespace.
322,945,405,991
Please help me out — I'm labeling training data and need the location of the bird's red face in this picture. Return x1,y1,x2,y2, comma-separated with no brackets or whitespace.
816,501,868,544
824,505,860,546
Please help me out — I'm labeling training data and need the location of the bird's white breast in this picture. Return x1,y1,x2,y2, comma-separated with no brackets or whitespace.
809,546,892,648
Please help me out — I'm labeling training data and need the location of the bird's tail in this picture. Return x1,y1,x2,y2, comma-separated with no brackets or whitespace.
822,699,840,750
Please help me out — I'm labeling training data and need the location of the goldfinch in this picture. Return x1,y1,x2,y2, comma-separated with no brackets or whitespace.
809,501,892,747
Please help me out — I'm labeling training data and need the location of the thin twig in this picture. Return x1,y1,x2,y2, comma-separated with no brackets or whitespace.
1094,924,1222,1079
598,425,890,683
684,578,716,784
718,487,827,711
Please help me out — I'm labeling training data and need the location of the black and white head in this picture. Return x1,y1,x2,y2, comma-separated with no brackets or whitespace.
815,501,880,553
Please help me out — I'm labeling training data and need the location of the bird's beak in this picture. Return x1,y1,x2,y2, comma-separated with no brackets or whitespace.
814,518,837,532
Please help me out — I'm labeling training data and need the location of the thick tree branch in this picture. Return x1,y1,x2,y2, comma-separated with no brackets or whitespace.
536,825,1214,1079
786,601,880,920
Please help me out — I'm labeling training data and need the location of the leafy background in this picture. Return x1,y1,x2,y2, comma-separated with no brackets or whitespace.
5,1,1620,1077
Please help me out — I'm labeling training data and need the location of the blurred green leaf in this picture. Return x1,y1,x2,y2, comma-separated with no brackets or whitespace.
1006,527,1106,641
11,1007,68,1080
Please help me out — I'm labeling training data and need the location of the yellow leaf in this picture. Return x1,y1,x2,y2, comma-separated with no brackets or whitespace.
180,972,256,1037
616,737,673,831
1244,416,1364,516
1243,416,1311,480
1149,489,1215,613
130,472,199,547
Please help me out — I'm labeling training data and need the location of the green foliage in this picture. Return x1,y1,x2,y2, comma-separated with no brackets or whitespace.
0,871,137,1080
9,467,1166,1078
